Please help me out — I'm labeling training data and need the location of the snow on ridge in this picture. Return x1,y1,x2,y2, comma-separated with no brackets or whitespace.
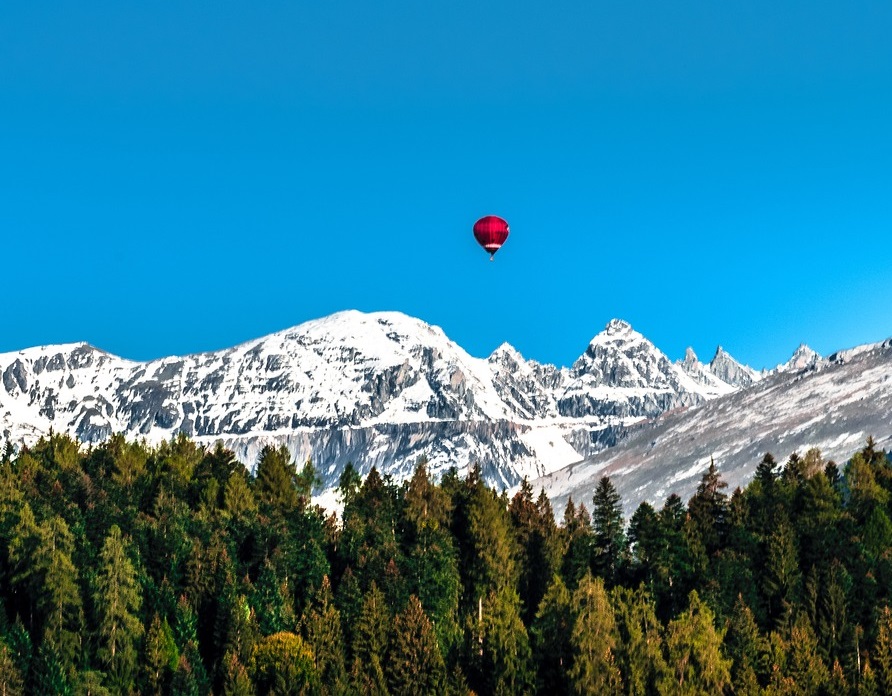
0,308,812,503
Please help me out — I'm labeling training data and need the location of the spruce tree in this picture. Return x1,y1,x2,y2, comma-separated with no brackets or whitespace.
94,525,144,691
350,583,389,695
477,587,534,696
686,459,728,556
302,576,347,693
387,595,446,696
0,641,24,696
723,595,765,695
569,571,622,696
531,575,572,696
591,476,625,587
142,613,178,696
872,606,892,695
254,444,300,513
612,585,668,696
660,590,731,695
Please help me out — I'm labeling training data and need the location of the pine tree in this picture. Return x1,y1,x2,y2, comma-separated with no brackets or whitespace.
12,513,84,669
334,567,362,654
611,585,668,696
221,653,253,696
531,575,573,696
74,670,112,696
477,587,534,696
569,571,622,695
686,459,728,556
302,576,347,693
387,595,446,695
401,460,461,654
222,470,257,519
0,641,24,696
763,519,801,629
254,444,300,513
31,640,72,696
786,613,829,694
724,595,766,695
350,583,389,695
142,613,178,696
561,499,593,591
591,477,625,586
94,525,143,691
660,590,731,695
873,606,892,695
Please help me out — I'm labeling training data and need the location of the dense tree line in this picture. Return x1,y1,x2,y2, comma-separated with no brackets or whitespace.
0,432,892,694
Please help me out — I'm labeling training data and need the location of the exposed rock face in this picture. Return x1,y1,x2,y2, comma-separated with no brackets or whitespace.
536,338,892,519
0,310,756,494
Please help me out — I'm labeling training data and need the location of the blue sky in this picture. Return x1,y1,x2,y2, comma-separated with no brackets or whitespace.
2,1,891,370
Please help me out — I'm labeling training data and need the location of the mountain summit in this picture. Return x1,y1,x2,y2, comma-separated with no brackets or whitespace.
0,310,792,495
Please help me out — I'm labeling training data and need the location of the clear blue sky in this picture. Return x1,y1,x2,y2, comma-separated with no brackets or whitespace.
2,1,891,370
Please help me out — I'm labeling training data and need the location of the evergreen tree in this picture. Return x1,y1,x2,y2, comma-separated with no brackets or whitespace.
31,639,72,696
591,477,625,586
763,519,801,629
561,499,593,591
221,653,254,696
785,613,830,694
254,445,300,514
26,515,83,668
0,641,24,696
302,576,347,693
724,595,766,695
612,585,668,696
350,583,389,695
74,670,112,696
660,590,731,695
476,587,534,696
569,571,622,695
387,595,446,696
532,574,572,695
872,606,892,695
94,525,144,691
222,470,257,519
142,613,178,696
401,461,461,654
686,459,728,556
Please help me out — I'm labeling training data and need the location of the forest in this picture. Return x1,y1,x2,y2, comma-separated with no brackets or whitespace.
0,432,891,695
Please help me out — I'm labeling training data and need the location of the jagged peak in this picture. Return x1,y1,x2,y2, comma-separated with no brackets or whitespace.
779,343,822,372
488,342,524,362
684,347,699,363
604,318,634,334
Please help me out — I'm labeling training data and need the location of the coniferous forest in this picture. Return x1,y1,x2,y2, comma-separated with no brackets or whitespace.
1,433,892,694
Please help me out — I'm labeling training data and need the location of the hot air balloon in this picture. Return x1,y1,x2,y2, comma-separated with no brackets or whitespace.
473,215,510,261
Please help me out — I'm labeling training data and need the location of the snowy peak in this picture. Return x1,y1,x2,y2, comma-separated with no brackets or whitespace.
602,318,635,336
572,319,667,386
676,347,736,397
708,346,761,388
0,308,814,501
681,347,700,371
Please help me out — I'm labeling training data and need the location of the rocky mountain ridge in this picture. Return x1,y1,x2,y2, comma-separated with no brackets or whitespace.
0,310,774,492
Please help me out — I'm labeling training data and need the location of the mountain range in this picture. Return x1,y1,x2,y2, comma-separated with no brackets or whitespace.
1,310,884,514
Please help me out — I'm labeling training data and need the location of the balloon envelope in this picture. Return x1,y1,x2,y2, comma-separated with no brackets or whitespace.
473,215,510,259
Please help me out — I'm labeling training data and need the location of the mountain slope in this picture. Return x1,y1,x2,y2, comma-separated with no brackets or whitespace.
0,311,754,492
533,339,892,517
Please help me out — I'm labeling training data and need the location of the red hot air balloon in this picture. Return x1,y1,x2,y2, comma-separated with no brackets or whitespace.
473,215,510,261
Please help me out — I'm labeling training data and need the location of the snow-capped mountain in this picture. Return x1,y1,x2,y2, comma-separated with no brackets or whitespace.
533,338,892,519
0,311,755,492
